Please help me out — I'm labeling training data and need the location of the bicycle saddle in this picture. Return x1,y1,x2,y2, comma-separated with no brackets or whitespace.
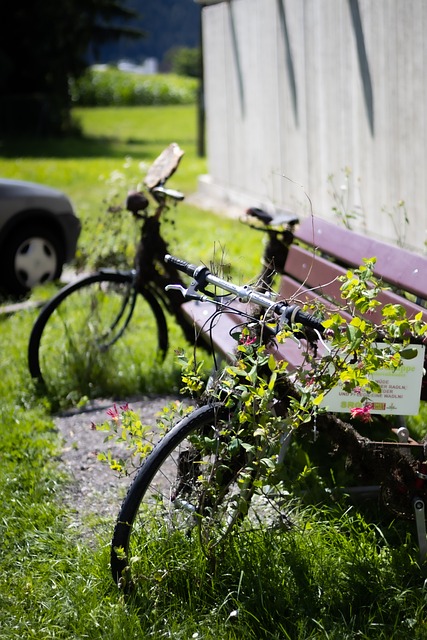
246,207,299,228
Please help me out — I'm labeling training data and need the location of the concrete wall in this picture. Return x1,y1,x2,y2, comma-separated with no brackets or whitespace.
199,0,427,252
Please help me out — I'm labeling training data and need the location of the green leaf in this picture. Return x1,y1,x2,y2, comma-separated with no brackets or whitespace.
241,442,256,454
268,353,276,372
260,457,276,470
268,371,277,391
369,380,382,394
399,347,420,360
313,393,324,406
228,437,241,455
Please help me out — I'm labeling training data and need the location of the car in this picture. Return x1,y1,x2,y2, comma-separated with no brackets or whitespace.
0,179,81,295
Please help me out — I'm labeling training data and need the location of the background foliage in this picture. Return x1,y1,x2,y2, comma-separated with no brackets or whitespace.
98,0,200,67
0,1,141,134
0,0,201,135
70,68,198,106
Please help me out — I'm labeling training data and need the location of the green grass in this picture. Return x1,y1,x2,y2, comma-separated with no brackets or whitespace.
0,104,204,203
1,105,427,639
134,509,425,639
0,105,259,275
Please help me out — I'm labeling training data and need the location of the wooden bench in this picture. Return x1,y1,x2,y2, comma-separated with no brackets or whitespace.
183,215,427,382
183,214,427,559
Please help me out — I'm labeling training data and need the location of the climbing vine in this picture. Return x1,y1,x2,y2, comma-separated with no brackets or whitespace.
96,257,427,494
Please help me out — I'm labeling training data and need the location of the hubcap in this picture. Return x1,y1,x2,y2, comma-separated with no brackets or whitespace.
15,236,58,288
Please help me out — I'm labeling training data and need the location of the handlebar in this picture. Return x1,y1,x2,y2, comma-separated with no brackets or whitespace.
151,185,185,203
164,254,324,335
165,255,206,279
276,303,325,334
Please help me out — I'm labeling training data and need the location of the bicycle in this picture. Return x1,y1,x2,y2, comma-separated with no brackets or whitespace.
28,143,297,398
110,253,427,589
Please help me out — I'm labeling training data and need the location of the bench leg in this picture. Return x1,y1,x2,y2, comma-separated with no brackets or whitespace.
413,497,427,562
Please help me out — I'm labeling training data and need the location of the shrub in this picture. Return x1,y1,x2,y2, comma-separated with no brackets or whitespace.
70,67,198,107
165,46,202,78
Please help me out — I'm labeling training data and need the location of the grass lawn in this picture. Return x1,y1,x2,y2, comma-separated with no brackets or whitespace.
0,105,204,194
0,105,427,639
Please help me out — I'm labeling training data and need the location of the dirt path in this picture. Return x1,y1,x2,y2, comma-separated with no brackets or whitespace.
55,395,181,530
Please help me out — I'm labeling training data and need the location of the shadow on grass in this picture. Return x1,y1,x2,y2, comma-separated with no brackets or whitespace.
0,133,197,160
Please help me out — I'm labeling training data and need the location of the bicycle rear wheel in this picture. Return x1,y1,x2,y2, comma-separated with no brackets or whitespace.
111,402,295,589
28,271,168,399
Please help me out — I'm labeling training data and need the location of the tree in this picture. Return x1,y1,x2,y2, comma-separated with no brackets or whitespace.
0,1,143,135
164,47,202,78
98,0,200,66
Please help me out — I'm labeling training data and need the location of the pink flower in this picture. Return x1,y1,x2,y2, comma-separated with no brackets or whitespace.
350,404,373,423
240,334,257,346
106,404,120,421
119,403,130,412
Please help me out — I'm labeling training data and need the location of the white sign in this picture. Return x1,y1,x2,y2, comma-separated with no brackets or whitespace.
320,344,425,416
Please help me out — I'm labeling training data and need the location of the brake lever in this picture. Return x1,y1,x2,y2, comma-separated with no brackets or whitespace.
165,282,211,302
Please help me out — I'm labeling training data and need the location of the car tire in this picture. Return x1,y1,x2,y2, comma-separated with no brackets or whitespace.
1,223,65,295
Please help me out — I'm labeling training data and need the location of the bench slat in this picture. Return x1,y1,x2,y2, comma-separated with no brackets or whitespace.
284,244,427,322
284,244,348,301
296,217,427,300
181,300,245,362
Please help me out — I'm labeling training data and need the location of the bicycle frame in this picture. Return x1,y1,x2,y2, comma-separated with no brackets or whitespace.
28,143,299,396
126,147,299,352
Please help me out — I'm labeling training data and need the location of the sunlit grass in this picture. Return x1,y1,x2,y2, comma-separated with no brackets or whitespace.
0,105,427,639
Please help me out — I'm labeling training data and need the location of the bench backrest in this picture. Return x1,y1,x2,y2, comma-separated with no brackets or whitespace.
183,215,427,377
280,217,427,323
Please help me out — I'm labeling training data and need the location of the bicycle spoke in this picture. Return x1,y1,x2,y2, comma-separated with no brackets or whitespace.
29,273,168,400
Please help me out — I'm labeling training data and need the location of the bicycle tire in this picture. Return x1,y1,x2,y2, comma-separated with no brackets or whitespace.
111,402,296,589
28,271,168,398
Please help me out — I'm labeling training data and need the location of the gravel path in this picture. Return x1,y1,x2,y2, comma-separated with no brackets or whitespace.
55,394,181,534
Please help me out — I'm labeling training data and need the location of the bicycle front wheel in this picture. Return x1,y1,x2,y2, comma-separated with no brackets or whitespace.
28,271,168,399
111,402,295,589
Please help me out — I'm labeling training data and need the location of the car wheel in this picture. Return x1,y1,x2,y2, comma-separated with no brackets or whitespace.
1,224,65,295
